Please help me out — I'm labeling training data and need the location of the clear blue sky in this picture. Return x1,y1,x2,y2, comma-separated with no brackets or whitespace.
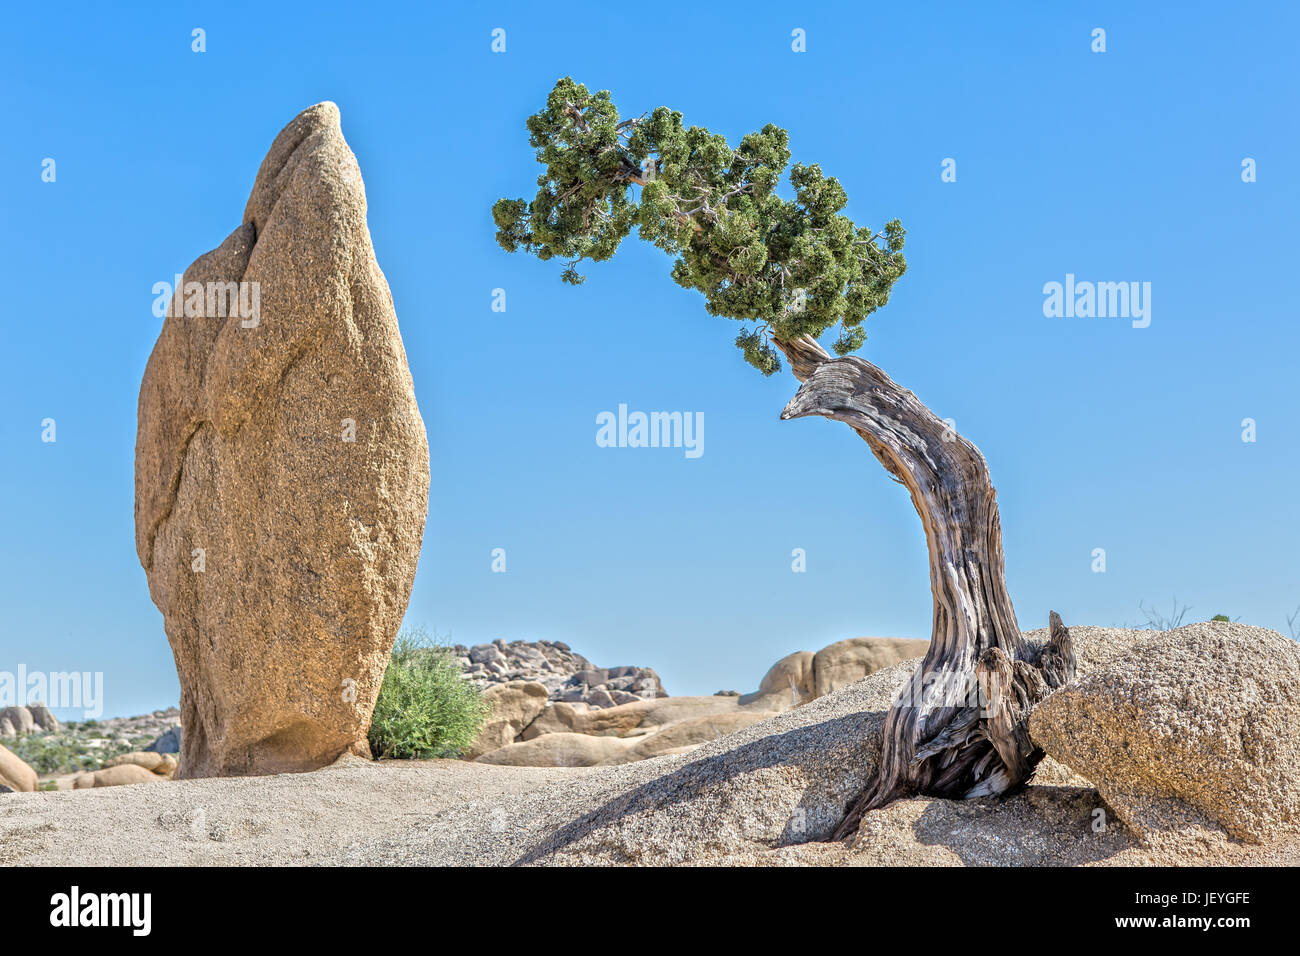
2,2,1297,718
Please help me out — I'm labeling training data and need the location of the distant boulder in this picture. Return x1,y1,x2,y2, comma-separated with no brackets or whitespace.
28,703,60,733
810,637,930,700
72,764,166,789
0,706,34,736
739,638,929,713
103,751,178,778
465,682,550,759
475,732,639,768
0,743,38,792
144,725,182,755
738,650,815,711
454,640,666,709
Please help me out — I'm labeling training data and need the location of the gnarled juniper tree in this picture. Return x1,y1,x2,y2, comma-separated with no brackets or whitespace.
493,78,1075,840
492,78,905,376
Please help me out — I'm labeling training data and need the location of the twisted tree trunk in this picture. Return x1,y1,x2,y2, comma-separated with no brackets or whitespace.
772,335,1075,840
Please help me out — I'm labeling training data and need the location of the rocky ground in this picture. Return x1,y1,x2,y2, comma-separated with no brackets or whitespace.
2,622,1297,866
5,751,1294,866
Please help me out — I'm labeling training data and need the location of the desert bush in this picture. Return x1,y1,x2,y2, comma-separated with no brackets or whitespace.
3,733,142,775
368,628,490,760
6,733,104,780
4,735,75,774
1137,597,1191,630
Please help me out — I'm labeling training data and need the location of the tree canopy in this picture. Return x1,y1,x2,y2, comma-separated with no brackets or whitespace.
492,77,907,375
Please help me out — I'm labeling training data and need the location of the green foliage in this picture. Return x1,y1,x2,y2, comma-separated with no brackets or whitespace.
493,77,907,374
1210,614,1230,622
368,629,490,760
5,731,153,775
7,734,86,775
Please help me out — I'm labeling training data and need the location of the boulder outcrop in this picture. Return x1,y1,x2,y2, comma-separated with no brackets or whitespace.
1030,622,1300,844
0,707,35,737
466,682,551,759
453,640,666,707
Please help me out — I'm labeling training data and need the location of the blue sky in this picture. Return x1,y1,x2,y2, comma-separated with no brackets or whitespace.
2,2,1297,718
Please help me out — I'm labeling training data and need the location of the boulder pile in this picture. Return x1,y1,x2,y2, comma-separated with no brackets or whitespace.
465,635,927,767
145,725,181,754
0,704,61,737
452,640,666,708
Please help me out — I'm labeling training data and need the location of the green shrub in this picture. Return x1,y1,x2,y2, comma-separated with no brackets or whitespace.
368,629,490,760
1211,614,1230,622
5,731,152,775
5,735,74,774
8,734,96,774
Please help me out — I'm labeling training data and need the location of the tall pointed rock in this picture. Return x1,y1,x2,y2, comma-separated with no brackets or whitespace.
135,103,430,777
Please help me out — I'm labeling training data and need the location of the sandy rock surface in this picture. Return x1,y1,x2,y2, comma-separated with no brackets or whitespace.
0,758,580,866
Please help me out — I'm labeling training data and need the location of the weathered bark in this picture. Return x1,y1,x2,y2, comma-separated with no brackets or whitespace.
771,335,1075,840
